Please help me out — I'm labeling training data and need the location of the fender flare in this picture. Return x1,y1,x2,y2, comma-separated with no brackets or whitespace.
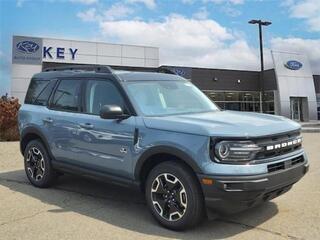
20,126,53,159
134,145,202,180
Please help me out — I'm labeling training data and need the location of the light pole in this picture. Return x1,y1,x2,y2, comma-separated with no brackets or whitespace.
248,19,272,113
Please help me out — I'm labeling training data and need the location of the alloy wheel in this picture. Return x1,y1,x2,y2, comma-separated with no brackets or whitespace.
151,173,187,221
26,147,45,181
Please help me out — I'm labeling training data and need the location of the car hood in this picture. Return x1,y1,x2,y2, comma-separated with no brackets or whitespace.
142,111,301,137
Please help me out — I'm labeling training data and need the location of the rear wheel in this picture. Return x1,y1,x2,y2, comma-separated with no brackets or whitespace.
145,161,205,230
24,140,57,188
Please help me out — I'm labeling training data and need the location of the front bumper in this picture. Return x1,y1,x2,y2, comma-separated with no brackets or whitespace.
198,162,309,214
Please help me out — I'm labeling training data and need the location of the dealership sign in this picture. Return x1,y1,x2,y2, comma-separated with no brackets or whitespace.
284,60,303,70
12,36,78,65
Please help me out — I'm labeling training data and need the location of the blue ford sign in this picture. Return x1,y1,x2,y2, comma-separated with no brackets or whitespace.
16,40,40,54
285,60,303,70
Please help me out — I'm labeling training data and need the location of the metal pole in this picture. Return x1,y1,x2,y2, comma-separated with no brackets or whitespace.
259,22,265,113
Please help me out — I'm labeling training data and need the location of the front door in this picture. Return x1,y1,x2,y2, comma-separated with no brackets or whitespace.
75,79,136,178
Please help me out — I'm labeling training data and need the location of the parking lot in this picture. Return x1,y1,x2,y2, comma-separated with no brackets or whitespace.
0,133,319,240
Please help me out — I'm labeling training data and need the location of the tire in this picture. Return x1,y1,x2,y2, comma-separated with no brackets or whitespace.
24,139,57,188
145,161,205,230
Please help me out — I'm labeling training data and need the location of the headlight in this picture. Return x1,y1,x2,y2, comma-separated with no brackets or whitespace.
214,141,262,163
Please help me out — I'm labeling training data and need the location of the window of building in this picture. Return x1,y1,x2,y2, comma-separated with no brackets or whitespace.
85,80,126,115
51,80,82,112
203,90,275,114
316,93,320,120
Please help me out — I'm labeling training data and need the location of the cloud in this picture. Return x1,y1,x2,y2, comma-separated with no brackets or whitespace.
77,3,134,22
286,0,320,32
181,0,194,4
77,8,99,22
69,0,98,4
271,37,320,74
16,0,27,7
205,0,244,5
192,7,209,20
99,15,261,70
103,3,134,20
221,6,241,17
127,0,156,9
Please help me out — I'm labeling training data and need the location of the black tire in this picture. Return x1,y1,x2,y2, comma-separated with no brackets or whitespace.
24,139,57,188
145,161,205,230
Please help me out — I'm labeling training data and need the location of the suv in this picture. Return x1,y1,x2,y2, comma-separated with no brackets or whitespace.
19,65,308,230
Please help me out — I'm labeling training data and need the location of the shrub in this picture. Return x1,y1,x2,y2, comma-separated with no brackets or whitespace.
0,94,21,141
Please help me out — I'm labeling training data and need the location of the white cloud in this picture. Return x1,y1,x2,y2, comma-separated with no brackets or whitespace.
205,0,244,5
103,3,134,20
77,8,99,22
192,7,209,20
271,37,320,74
221,6,241,17
77,3,134,22
69,0,98,4
99,15,260,70
286,0,320,32
127,0,156,9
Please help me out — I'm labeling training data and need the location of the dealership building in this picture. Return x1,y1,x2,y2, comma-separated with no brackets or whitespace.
11,35,320,121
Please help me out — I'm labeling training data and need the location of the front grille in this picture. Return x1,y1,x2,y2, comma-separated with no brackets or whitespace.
291,155,304,166
267,155,304,173
254,131,302,161
268,162,285,173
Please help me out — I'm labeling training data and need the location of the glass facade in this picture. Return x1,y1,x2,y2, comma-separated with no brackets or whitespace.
317,93,320,120
203,90,275,114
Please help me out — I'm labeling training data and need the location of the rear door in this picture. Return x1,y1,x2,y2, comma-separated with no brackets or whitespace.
45,78,85,164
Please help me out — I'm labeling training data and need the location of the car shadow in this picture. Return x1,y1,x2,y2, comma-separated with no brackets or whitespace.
0,170,279,239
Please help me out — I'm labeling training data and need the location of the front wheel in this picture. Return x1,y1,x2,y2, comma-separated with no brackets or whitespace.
145,161,205,230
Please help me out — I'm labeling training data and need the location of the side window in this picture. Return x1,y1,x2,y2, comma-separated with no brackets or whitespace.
85,80,126,115
25,79,49,104
34,80,57,106
51,80,82,112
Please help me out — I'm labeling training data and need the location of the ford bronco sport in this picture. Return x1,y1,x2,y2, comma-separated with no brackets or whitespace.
19,65,309,230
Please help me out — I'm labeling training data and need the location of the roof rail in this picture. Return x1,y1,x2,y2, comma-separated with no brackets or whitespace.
43,65,113,73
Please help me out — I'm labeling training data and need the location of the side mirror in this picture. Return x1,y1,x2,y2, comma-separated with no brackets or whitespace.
99,105,129,120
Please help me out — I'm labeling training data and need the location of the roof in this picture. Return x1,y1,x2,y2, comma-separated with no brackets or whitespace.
33,66,186,82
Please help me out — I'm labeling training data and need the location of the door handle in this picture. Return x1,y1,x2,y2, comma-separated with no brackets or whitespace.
80,123,94,129
43,118,53,124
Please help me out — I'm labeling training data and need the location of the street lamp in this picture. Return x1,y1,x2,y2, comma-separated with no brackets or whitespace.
248,19,272,113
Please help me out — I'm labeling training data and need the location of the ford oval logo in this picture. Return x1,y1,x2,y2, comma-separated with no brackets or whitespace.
284,60,303,70
174,68,185,76
16,41,40,54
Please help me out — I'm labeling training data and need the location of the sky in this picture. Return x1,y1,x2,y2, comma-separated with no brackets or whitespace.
0,0,320,95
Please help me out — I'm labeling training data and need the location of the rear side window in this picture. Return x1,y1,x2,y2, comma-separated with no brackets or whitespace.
51,80,82,112
25,79,49,104
34,80,57,106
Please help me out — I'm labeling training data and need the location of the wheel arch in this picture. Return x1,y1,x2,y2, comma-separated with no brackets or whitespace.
20,127,53,159
134,146,202,190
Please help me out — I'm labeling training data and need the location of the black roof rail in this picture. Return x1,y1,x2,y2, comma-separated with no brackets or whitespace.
43,65,113,73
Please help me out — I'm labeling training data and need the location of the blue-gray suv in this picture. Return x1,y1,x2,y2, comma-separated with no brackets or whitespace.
19,65,309,230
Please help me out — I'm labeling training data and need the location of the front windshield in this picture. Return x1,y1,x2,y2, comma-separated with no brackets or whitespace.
125,80,219,116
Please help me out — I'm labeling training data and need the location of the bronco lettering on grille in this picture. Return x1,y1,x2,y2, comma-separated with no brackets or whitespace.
266,137,302,151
